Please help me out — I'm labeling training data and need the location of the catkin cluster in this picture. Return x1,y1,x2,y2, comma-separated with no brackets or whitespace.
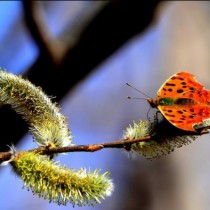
0,69,113,206
0,70,72,147
12,152,113,206
124,120,197,159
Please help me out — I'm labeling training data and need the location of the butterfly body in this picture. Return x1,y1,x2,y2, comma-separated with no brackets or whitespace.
147,72,210,132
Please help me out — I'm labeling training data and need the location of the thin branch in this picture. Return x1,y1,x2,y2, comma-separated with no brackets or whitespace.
0,136,152,164
39,136,152,154
0,152,13,163
1,126,209,164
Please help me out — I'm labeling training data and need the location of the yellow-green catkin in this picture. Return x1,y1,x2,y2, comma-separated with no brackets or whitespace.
123,120,197,159
0,69,72,147
11,151,114,206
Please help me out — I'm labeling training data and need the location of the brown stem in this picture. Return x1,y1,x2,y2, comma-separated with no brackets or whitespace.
0,136,151,164
1,125,209,164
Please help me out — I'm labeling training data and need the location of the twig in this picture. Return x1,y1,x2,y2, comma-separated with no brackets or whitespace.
1,124,209,164
0,136,151,164
39,136,152,154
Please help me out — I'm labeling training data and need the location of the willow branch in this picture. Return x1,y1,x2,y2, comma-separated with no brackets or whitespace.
1,126,209,164
0,136,152,164
39,136,152,154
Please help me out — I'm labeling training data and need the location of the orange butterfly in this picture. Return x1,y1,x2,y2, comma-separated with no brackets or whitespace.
128,72,210,132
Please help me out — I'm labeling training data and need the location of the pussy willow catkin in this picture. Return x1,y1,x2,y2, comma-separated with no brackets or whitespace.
123,120,197,159
11,151,114,206
0,70,72,147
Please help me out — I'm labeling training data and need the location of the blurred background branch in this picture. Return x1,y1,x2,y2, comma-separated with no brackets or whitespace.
22,1,108,65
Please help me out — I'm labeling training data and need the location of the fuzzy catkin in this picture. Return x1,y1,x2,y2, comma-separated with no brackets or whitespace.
12,152,114,206
0,70,72,147
124,120,197,159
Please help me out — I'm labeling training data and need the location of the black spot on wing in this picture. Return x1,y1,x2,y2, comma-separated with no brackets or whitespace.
166,83,176,86
165,113,175,117
177,110,183,114
190,87,195,92
181,82,186,85
190,108,194,113
177,89,184,93
189,114,196,119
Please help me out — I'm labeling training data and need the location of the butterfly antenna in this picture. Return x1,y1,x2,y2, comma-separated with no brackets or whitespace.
126,82,150,98
127,96,147,100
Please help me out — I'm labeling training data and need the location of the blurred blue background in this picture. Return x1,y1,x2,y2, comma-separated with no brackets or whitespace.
0,1,37,74
1,1,210,210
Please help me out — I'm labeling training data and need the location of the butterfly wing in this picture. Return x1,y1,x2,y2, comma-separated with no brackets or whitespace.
157,104,210,131
157,72,210,103
156,72,210,131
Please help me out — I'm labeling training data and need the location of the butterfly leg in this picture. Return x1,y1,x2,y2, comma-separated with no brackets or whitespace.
154,110,162,124
147,110,162,132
